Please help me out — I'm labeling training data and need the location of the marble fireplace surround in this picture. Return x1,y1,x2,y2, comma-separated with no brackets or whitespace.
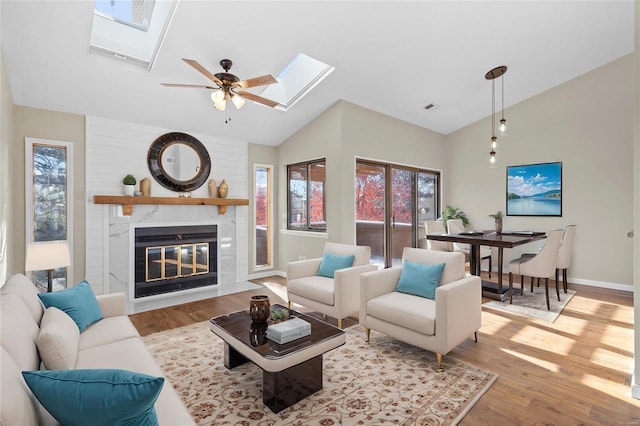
104,204,253,313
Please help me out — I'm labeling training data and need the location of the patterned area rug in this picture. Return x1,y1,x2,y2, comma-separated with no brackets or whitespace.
143,321,497,425
483,285,576,322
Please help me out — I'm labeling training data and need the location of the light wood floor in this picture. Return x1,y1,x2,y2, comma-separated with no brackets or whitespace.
129,274,640,425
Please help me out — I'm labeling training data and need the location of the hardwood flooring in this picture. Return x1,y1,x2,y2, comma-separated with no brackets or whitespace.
129,274,640,425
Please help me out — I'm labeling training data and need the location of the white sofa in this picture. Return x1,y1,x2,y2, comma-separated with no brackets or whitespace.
360,248,482,370
0,274,195,426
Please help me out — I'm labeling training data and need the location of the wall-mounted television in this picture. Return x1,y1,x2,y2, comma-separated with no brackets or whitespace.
506,162,562,216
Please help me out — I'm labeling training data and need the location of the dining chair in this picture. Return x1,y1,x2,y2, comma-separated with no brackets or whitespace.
508,229,564,310
424,220,453,252
445,219,492,277
556,225,577,293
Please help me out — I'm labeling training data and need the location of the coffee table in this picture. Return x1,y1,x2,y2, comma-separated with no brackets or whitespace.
209,304,346,413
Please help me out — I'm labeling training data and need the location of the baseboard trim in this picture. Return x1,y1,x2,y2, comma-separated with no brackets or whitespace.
631,380,640,400
248,270,286,280
568,277,634,292
491,267,633,292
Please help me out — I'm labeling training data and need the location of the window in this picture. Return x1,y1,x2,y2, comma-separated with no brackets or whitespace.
254,164,273,269
287,159,326,231
25,138,73,291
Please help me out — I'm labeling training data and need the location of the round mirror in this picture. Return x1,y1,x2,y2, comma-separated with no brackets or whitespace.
148,132,211,192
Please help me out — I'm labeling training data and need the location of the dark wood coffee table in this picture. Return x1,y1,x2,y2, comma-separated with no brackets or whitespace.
209,304,346,413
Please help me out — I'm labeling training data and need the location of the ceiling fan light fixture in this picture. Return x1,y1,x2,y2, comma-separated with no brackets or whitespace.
231,93,245,109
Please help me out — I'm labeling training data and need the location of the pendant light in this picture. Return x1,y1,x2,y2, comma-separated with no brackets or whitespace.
485,65,508,165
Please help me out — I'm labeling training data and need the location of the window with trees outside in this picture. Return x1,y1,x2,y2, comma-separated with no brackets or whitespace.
254,164,273,269
25,138,73,291
287,159,326,231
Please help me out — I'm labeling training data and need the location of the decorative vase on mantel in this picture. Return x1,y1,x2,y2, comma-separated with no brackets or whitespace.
140,178,151,196
208,179,218,198
218,179,228,199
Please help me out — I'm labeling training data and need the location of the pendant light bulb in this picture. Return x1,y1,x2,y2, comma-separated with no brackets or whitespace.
499,118,507,134
491,136,497,150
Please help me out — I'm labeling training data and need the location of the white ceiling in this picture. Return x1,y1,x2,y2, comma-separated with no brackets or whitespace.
1,1,634,146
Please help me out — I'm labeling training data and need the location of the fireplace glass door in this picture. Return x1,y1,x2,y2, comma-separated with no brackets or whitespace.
146,243,209,282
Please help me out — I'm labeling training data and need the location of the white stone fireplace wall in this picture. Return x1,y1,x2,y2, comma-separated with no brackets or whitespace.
85,116,248,313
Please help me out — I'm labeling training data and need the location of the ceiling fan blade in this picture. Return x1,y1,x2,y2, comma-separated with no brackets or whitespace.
182,58,223,85
161,83,217,90
237,91,279,108
235,74,277,89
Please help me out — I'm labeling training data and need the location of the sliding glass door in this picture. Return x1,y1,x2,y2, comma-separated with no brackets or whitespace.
356,160,440,268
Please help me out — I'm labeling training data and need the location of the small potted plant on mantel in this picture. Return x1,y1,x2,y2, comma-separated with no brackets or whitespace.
489,211,504,234
123,174,136,196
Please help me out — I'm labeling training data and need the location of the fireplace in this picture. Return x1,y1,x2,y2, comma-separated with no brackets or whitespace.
134,225,217,298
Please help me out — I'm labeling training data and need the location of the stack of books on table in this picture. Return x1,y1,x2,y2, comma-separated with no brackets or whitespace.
266,317,311,344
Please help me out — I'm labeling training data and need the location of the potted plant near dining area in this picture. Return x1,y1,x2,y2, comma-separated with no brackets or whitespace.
489,211,504,234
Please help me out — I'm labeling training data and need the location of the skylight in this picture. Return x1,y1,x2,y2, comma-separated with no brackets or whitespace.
260,53,334,111
90,0,178,70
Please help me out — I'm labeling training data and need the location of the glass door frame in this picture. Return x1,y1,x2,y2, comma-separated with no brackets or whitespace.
355,159,441,268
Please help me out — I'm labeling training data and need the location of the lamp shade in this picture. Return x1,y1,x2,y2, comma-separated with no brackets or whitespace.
25,241,71,272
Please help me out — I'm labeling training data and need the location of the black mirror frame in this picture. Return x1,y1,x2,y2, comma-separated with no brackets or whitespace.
148,132,211,192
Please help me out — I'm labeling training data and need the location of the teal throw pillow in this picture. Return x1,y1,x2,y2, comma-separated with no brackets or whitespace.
396,261,446,300
317,253,355,278
22,369,164,426
38,281,103,331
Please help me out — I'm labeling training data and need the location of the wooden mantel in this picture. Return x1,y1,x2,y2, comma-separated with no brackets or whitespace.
93,195,249,216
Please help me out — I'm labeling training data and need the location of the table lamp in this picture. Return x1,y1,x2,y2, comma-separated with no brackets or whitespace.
25,240,71,292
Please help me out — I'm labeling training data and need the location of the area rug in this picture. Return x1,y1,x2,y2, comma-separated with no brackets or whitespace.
143,321,497,425
483,285,576,323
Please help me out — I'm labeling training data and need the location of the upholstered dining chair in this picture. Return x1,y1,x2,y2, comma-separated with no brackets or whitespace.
556,225,577,293
424,220,453,252
445,218,492,277
286,242,377,328
508,229,564,310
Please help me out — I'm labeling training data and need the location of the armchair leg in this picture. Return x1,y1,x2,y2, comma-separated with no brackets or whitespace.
288,300,291,309
555,269,561,301
436,353,443,372
563,268,568,293
488,256,492,278
337,318,342,329
474,331,478,342
365,328,370,343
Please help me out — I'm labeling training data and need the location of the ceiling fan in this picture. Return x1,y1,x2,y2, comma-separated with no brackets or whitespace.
162,58,279,111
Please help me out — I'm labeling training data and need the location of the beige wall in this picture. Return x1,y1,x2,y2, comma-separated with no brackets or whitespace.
275,100,447,271
247,143,278,276
0,52,13,283
12,106,85,285
446,55,634,287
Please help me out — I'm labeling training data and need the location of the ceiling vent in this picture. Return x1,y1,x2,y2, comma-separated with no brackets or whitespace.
424,103,439,111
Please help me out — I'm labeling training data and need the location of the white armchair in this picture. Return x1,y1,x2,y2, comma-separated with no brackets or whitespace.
287,243,377,328
360,248,481,370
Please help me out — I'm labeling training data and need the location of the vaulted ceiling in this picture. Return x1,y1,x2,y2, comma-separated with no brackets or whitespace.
1,1,634,146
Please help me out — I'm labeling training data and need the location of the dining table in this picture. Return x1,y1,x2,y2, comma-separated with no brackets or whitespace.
426,230,546,300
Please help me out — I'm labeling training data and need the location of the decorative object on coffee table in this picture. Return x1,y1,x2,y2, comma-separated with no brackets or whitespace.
489,210,503,234
207,179,217,198
139,177,151,196
249,295,270,323
123,174,136,196
267,307,290,325
218,179,228,198
249,322,268,347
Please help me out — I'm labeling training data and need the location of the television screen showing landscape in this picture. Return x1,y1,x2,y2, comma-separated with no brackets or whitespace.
506,162,562,216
